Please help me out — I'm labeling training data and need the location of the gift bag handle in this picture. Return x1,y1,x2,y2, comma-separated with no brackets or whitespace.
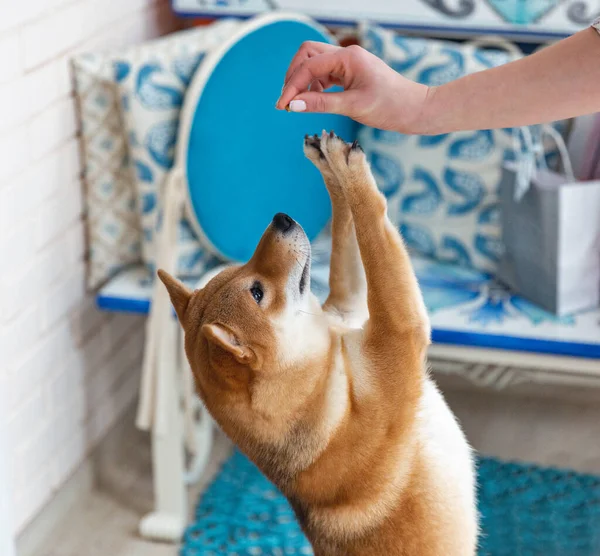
512,123,575,201
540,123,575,180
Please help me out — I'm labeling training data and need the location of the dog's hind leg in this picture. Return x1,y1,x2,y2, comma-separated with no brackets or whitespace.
319,131,430,380
304,134,368,326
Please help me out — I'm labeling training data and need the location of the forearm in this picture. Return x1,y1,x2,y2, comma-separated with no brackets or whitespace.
417,28,600,135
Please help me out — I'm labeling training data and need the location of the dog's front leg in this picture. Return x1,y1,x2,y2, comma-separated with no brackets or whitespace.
304,135,367,325
319,132,430,370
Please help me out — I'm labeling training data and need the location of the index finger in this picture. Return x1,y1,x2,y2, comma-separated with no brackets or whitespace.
283,41,339,85
277,51,347,110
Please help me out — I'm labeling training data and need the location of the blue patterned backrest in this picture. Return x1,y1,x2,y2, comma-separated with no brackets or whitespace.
359,24,524,272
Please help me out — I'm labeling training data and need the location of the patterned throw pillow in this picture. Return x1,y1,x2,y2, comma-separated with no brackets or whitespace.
113,20,241,277
72,55,142,290
358,24,519,272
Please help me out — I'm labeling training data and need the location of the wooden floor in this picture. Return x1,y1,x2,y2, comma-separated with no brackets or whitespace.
36,409,233,556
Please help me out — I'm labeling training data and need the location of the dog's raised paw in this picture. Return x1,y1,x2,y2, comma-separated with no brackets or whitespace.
320,130,356,169
304,133,326,162
350,139,363,153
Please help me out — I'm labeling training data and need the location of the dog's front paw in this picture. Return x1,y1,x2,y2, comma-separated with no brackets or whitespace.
303,133,332,173
320,131,368,176
303,133,324,161
319,131,365,168
304,133,342,191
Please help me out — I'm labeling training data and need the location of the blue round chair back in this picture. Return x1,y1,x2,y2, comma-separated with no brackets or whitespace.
178,13,357,262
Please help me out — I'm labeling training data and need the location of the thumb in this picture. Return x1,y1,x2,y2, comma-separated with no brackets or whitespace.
287,91,349,115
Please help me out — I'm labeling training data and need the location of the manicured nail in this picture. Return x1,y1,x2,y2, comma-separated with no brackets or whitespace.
289,100,306,112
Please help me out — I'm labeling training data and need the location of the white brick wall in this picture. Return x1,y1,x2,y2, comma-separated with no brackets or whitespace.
0,0,181,535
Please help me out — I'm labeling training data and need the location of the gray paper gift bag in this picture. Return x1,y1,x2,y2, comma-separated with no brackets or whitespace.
498,126,600,316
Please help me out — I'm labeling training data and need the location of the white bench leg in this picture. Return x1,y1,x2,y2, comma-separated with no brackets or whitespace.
182,327,214,485
139,317,187,543
184,401,214,485
139,264,228,542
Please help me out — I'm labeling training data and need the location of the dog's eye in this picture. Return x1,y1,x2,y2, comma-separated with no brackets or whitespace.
250,282,263,304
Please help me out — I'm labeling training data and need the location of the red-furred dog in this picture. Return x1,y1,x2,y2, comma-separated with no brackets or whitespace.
159,132,477,555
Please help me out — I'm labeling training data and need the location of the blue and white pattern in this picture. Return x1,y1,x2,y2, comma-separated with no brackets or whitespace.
421,0,565,26
360,25,520,272
172,0,595,39
412,258,576,327
114,20,241,277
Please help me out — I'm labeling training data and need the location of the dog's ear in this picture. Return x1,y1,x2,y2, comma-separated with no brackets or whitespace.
158,269,192,323
201,323,257,368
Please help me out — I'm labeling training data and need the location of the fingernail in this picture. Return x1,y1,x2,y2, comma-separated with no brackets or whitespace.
289,100,306,112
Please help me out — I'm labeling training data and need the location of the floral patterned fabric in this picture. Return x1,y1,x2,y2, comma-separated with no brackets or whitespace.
113,20,241,276
72,21,241,288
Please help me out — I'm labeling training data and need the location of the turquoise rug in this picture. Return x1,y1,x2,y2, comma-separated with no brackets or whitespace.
182,450,600,556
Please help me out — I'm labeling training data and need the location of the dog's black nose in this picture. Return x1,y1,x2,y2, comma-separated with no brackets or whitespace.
272,212,294,233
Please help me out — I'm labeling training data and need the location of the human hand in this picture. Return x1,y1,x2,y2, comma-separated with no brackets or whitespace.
276,42,431,133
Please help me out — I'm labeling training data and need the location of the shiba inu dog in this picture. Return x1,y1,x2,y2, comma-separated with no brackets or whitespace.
159,132,478,555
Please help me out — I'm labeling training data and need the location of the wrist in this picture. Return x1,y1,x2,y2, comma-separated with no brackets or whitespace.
389,79,442,136
413,85,442,135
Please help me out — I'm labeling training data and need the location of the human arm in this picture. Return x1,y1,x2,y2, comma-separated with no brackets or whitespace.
276,26,600,135
422,27,600,134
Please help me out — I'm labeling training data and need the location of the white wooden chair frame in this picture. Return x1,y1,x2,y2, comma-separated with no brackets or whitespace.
138,262,228,542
